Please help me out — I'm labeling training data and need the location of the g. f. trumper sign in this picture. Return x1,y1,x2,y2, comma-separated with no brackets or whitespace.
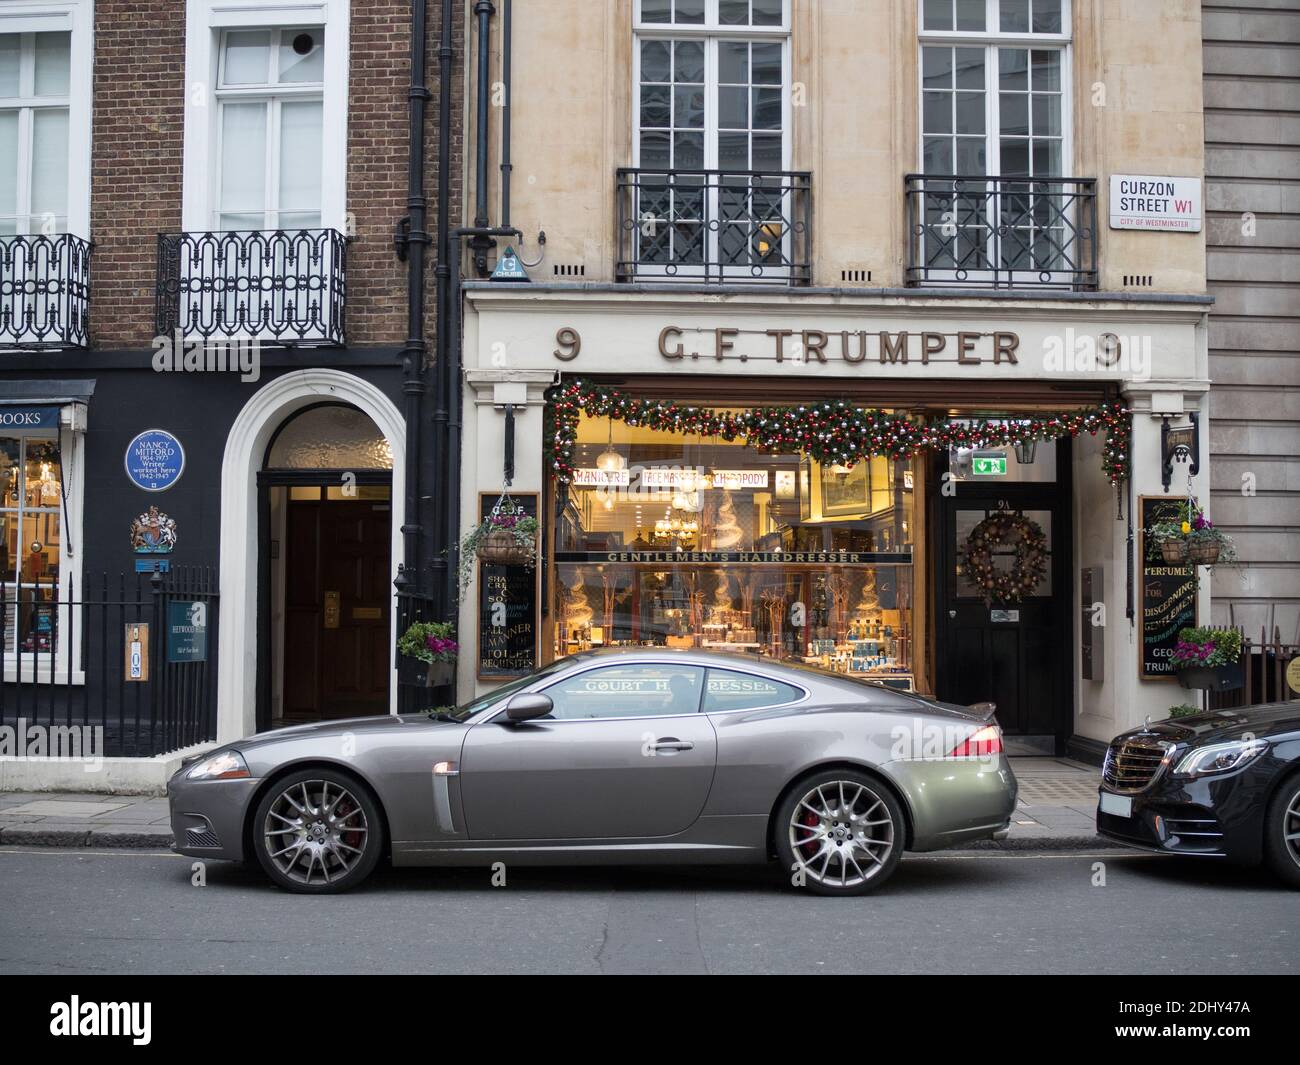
655,326,1021,366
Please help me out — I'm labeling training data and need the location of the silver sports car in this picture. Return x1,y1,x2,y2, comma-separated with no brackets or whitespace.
168,648,1017,895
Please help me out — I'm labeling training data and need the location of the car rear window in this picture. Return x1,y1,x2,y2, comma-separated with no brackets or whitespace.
703,668,803,712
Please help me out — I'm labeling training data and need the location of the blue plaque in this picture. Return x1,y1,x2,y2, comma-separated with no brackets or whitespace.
125,429,185,491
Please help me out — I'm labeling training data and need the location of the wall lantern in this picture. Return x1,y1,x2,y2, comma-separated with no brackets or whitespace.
1160,412,1200,492
1013,439,1037,465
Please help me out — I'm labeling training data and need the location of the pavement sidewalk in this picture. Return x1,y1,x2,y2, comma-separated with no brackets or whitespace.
0,756,1107,851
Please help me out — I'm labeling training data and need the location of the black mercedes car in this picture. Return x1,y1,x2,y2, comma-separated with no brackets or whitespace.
1097,701,1300,887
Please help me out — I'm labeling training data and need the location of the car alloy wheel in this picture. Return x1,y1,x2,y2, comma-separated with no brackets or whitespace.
253,770,383,894
777,771,903,896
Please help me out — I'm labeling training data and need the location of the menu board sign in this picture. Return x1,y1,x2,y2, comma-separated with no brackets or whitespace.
477,493,539,679
1138,495,1198,680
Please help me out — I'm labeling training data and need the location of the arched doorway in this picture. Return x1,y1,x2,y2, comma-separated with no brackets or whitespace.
259,403,394,727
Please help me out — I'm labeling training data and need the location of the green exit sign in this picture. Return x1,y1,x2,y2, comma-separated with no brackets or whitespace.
972,452,1007,476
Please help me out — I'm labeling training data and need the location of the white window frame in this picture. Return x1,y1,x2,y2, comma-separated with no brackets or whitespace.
182,0,348,234
631,0,793,281
0,411,85,684
916,0,1074,286
0,0,93,239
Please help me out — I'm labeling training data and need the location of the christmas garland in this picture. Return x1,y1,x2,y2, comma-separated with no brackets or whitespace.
545,379,1131,485
963,512,1049,605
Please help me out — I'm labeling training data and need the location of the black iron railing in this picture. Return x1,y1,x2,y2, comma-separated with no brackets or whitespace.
155,228,347,345
617,167,811,285
905,174,1098,290
0,233,92,348
0,568,219,758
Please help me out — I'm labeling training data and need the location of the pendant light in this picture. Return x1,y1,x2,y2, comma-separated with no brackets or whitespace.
596,416,625,472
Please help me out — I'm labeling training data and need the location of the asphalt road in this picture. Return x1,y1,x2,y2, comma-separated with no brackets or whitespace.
0,847,1294,975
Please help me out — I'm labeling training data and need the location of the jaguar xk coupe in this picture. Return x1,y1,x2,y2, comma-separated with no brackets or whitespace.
168,648,1018,895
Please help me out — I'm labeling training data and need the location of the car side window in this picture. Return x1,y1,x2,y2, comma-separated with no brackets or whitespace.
703,668,803,712
542,664,706,720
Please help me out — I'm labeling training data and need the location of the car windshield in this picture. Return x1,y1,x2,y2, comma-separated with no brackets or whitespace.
435,657,575,721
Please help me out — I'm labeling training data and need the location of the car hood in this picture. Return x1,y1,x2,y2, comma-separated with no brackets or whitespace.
1122,703,1300,746
219,713,464,754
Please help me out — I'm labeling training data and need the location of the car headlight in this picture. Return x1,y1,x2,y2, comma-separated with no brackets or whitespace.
186,750,251,780
1172,739,1268,780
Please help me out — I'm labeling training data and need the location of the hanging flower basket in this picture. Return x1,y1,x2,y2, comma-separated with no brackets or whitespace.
1176,663,1243,692
477,528,535,565
456,495,540,595
1148,497,1236,572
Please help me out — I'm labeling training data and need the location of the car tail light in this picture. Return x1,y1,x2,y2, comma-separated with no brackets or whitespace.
949,724,1003,758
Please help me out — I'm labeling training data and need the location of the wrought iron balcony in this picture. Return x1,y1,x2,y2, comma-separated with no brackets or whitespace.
617,168,811,285
155,228,347,346
0,234,92,349
905,174,1098,291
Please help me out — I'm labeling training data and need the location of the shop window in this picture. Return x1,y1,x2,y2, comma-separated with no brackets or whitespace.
542,664,705,720
703,667,802,711
554,412,915,686
0,434,64,655
214,27,325,231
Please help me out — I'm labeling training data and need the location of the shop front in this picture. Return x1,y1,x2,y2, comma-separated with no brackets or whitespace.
459,286,1211,754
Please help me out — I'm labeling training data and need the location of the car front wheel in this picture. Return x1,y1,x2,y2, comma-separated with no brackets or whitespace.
1262,771,1300,890
252,769,384,894
775,770,904,896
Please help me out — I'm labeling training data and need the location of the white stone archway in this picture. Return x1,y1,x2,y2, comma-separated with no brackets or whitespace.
217,369,405,742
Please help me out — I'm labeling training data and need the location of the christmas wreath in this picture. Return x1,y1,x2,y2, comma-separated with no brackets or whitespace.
963,512,1048,605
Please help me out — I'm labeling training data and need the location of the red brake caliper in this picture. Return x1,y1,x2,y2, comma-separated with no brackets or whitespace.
336,798,363,852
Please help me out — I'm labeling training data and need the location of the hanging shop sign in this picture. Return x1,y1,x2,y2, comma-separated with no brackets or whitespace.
1138,495,1198,680
124,429,185,491
478,493,539,680
0,405,60,429
1109,175,1202,232
129,506,178,554
711,470,768,490
166,600,208,664
573,467,631,487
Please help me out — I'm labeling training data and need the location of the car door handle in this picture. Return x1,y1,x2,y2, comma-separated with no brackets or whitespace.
652,738,694,753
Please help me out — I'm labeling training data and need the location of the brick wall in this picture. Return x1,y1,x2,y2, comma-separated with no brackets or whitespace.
87,0,463,352
89,1,185,348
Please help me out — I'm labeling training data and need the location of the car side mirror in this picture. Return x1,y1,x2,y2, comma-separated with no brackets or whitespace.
504,692,553,723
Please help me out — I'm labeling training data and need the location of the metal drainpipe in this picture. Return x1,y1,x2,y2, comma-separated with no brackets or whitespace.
429,0,454,616
401,0,432,590
499,0,512,228
468,0,496,275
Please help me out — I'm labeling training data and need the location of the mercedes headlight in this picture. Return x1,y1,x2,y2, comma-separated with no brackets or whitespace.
1172,739,1268,780
186,750,251,780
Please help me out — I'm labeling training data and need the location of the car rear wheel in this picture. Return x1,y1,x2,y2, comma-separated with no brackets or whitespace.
775,770,904,896
252,769,384,894
1262,772,1300,890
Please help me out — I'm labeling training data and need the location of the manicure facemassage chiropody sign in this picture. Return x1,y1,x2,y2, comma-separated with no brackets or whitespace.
124,429,186,491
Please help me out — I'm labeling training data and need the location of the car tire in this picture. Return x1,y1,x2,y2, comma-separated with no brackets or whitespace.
1262,770,1300,890
252,768,384,894
775,768,905,896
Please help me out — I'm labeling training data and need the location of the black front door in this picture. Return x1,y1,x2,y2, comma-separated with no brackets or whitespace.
934,446,1072,751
